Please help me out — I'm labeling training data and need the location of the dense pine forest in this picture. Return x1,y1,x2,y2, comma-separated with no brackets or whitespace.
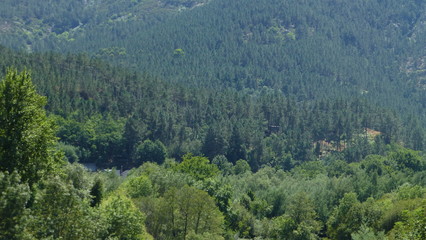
0,0,426,239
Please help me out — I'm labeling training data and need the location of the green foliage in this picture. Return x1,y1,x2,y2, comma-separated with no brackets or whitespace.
0,69,63,185
90,177,105,207
63,162,92,191
57,142,79,163
212,155,234,175
396,184,426,200
30,176,105,239
388,201,426,240
132,161,192,195
202,127,228,160
351,225,386,240
134,139,167,165
101,194,146,240
327,192,364,240
270,215,297,240
176,153,220,181
360,155,386,176
0,48,421,170
388,148,424,171
327,159,355,178
98,167,124,193
3,0,424,133
1,1,426,238
56,114,126,167
271,192,322,240
292,161,326,179
271,210,321,240
234,159,251,175
140,185,224,239
124,175,153,198
0,172,32,240
227,127,247,163
173,48,185,57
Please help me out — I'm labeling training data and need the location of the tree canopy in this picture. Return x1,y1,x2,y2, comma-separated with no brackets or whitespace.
0,69,62,184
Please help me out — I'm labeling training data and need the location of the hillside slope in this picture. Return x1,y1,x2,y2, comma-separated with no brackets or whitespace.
1,0,425,121
2,46,421,168
0,0,208,49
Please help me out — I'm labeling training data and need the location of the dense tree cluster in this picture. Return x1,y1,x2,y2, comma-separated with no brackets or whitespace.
1,47,423,170
0,69,425,239
0,0,425,239
2,0,425,123
0,70,150,239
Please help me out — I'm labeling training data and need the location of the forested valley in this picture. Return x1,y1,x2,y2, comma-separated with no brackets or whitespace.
0,0,426,239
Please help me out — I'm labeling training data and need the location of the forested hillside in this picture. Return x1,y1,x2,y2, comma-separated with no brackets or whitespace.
1,0,426,239
1,0,425,122
0,0,207,45
0,69,425,239
1,46,423,170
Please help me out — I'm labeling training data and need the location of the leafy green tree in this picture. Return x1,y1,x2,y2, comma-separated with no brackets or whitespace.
124,174,153,198
351,225,385,240
63,162,92,192
0,172,32,240
212,155,234,175
227,202,256,238
101,194,147,240
57,142,79,163
0,69,63,184
30,176,105,239
360,155,386,176
269,192,321,240
286,192,321,234
388,201,426,240
176,153,219,181
174,186,224,239
134,139,167,165
123,116,149,158
201,178,233,217
270,215,297,240
388,148,424,172
83,114,126,167
141,186,224,240
234,159,251,175
327,192,363,240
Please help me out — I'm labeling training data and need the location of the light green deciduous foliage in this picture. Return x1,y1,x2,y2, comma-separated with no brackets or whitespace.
30,176,105,239
351,225,386,240
388,200,426,240
124,174,153,198
101,194,147,240
174,186,224,239
0,69,63,185
271,215,298,240
176,153,220,181
286,192,321,239
141,185,224,240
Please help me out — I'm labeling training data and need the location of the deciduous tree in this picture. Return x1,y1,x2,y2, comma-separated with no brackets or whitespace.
0,69,62,184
